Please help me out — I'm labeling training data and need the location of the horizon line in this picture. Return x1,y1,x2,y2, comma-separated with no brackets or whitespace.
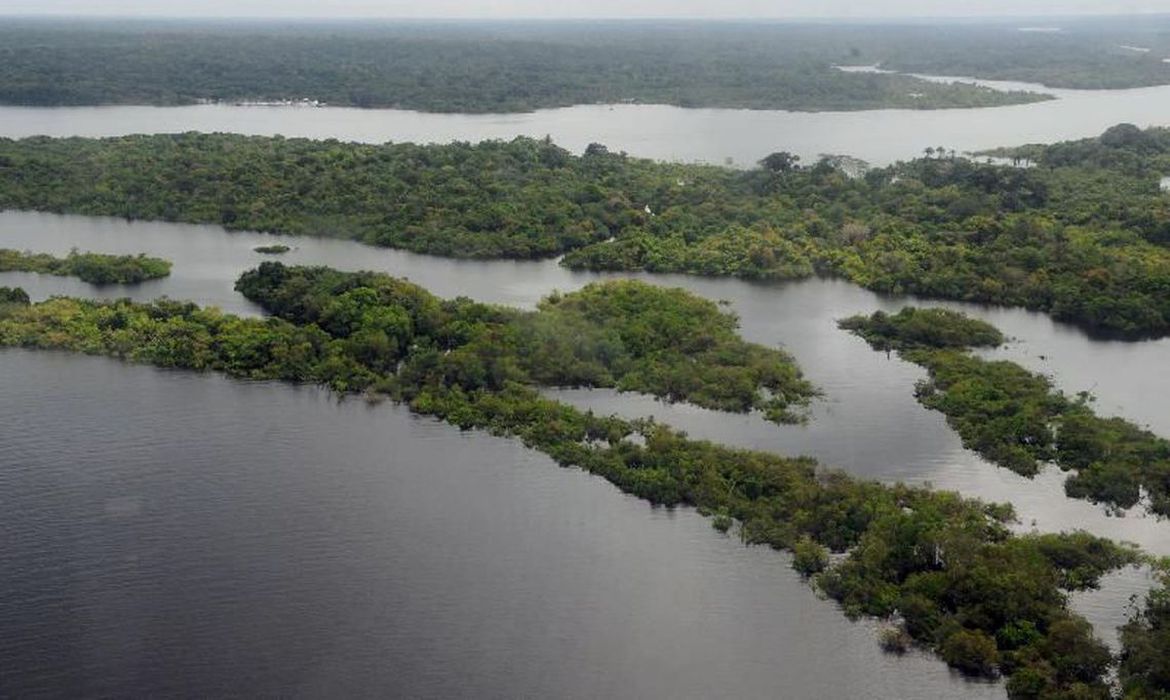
3,12,1170,21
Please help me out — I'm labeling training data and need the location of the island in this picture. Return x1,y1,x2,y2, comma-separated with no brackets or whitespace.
0,249,172,284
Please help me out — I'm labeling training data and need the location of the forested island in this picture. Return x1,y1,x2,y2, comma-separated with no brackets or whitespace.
840,307,1170,517
0,248,172,284
0,20,1063,112
4,126,1170,335
0,267,1160,696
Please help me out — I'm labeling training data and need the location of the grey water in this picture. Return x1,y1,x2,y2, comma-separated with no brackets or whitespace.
5,76,1170,694
5,210,1170,555
1,208,1166,699
0,349,1006,699
4,75,1170,166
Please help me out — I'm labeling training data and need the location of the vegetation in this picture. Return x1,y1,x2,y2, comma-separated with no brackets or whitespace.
873,18,1170,91
233,264,818,422
1120,563,1170,699
0,286,30,309
0,248,171,284
253,244,290,254
7,126,1170,336
837,307,1004,352
0,20,1058,112
841,307,1170,516
0,262,1144,696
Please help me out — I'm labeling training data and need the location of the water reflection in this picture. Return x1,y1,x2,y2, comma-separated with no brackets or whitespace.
0,349,1005,699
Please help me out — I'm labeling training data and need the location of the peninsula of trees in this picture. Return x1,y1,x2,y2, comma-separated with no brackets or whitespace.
840,307,1170,516
4,126,1170,336
0,249,172,284
0,268,1150,697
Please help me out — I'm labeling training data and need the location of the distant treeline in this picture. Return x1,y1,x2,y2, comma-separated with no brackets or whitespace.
4,126,1170,336
0,20,1060,112
0,268,1154,697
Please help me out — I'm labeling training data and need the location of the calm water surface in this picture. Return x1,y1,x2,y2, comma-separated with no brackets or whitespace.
5,76,1170,695
4,76,1170,166
0,349,1005,699
5,208,1170,557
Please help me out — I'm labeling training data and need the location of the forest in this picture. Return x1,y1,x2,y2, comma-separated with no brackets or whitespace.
0,268,1156,698
4,126,1170,336
840,307,1170,517
0,248,172,284
0,20,1059,112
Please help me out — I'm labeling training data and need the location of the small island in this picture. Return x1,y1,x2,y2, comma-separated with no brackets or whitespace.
0,249,172,285
253,244,291,255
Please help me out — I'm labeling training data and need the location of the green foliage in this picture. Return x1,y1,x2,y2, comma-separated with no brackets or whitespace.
0,21,1051,112
838,307,1004,351
0,286,30,306
791,536,829,576
253,244,290,254
8,126,1170,335
1119,565,1170,699
233,263,817,421
0,133,681,259
940,628,1000,678
843,307,1170,516
0,264,1141,695
0,248,171,284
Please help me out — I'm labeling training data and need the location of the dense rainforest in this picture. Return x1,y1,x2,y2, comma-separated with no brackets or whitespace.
840,307,1170,517
4,126,1170,335
0,269,1152,697
0,248,171,284
0,20,1061,112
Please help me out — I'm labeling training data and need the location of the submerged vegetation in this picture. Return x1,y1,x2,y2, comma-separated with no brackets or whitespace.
6,126,1170,335
841,307,1170,516
0,248,172,284
0,262,1148,697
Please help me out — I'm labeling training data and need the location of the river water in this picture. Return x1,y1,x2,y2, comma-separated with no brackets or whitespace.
3,75,1170,166
1,208,1165,697
4,81,1170,696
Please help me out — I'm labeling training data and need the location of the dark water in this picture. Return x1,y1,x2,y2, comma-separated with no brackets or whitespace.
3,75,1170,166
0,350,1003,699
2,209,1167,696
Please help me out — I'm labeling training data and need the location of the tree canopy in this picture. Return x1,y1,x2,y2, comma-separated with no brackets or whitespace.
0,264,1145,697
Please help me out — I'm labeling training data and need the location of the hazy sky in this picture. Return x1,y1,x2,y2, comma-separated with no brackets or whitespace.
1,0,1167,19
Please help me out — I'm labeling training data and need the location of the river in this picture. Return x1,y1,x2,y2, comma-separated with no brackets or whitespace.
1,208,1165,696
4,82,1170,695
4,75,1170,166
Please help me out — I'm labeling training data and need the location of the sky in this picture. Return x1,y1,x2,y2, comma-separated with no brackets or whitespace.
1,0,1168,19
